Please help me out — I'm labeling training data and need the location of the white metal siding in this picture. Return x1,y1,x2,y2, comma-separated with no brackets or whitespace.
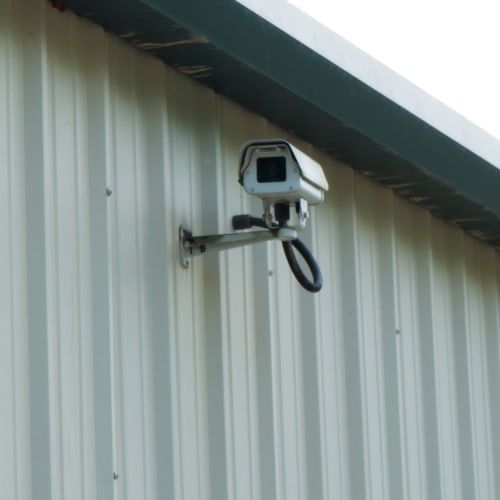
1,1,500,499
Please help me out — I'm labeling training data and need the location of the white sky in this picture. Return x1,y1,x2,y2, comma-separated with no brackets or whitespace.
288,0,500,140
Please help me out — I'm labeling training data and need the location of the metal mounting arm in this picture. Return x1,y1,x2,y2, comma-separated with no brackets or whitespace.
179,225,297,268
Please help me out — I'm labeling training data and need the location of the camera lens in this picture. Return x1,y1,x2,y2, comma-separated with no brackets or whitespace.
257,156,287,183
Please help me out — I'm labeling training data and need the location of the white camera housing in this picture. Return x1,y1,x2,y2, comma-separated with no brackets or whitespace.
239,139,329,229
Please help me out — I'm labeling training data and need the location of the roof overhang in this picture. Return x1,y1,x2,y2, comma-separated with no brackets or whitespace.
60,0,500,248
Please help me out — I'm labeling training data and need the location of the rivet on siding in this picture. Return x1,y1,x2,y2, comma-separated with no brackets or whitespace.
268,269,274,276
113,472,119,480
395,328,401,335
106,187,113,197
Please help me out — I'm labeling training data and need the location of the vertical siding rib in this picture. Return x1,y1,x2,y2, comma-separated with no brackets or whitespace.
316,163,350,500
355,176,388,500
394,200,426,500
2,2,500,500
22,2,53,499
0,4,29,500
85,17,114,500
431,222,465,499
463,240,494,499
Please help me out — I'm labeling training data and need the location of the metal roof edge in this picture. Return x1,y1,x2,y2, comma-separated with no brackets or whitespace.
238,0,500,169
59,0,500,247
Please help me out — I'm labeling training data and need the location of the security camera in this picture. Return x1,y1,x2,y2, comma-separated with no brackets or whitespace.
179,139,328,292
239,139,329,229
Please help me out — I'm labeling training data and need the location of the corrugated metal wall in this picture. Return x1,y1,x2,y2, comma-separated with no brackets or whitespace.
1,1,500,499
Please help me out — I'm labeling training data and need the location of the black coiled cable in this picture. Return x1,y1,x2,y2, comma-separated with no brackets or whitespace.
232,215,323,293
282,239,323,292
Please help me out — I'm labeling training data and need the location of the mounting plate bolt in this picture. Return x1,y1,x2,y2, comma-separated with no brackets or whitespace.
179,225,192,268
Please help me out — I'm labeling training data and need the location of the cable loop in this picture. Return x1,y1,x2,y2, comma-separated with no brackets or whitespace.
282,239,323,292
232,214,323,293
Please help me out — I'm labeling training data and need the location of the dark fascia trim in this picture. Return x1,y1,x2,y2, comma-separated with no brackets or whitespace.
60,0,500,247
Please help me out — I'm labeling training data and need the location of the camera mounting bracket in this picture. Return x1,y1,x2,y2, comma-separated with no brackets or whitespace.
179,224,297,268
